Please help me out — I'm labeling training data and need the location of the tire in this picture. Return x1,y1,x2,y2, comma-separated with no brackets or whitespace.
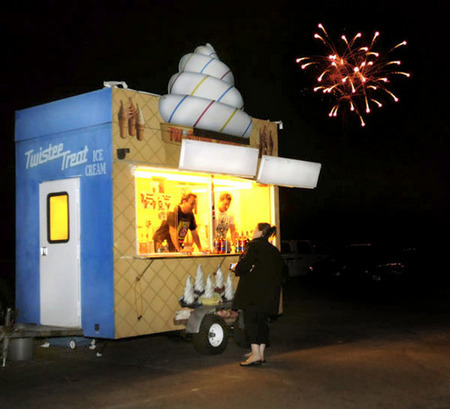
192,315,229,355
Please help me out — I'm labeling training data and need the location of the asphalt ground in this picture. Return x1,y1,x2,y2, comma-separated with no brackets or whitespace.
1,276,449,409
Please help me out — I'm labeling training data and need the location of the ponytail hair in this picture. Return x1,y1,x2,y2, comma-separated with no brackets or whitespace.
257,223,277,240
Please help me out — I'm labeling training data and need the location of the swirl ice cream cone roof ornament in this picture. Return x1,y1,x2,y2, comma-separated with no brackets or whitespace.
159,43,253,138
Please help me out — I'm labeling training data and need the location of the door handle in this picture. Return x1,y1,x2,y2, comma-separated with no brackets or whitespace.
41,247,48,256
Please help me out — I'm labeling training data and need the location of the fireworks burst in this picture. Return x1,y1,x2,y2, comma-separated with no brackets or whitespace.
296,23,410,127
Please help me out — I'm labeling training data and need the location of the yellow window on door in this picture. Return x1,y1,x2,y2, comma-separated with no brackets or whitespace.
48,193,69,242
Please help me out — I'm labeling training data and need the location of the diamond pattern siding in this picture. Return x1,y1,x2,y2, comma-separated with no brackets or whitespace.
109,87,276,339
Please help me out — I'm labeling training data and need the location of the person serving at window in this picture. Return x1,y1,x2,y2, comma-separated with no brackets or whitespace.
214,192,237,242
153,193,203,253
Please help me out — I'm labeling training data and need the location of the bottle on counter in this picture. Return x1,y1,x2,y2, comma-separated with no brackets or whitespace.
235,231,246,253
234,234,240,253
214,237,221,254
240,232,246,253
220,238,227,254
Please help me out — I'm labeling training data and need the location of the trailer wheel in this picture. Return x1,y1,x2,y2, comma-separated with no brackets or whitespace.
192,315,228,355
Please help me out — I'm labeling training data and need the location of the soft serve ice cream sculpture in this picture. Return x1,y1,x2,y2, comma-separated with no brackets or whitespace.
194,264,206,295
224,273,235,301
199,274,222,305
159,43,253,138
182,275,196,306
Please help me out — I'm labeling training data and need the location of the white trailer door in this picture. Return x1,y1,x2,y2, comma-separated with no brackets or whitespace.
39,178,81,327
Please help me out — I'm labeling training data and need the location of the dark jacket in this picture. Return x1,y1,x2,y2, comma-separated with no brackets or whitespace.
232,237,284,316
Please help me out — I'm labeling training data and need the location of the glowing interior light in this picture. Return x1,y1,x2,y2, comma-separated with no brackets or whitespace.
134,168,254,190
134,169,210,184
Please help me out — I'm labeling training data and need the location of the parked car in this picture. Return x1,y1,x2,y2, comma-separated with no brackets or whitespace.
281,240,330,277
308,241,422,288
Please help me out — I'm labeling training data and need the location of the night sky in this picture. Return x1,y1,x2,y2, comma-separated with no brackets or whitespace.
1,0,448,261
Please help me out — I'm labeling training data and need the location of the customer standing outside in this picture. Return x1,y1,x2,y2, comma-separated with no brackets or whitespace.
232,223,284,366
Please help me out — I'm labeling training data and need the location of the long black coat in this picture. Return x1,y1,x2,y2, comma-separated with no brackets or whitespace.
232,237,284,316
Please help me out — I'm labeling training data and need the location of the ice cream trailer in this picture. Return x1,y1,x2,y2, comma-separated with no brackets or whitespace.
12,44,321,356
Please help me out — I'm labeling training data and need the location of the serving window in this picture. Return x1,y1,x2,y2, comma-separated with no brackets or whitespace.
134,167,273,256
